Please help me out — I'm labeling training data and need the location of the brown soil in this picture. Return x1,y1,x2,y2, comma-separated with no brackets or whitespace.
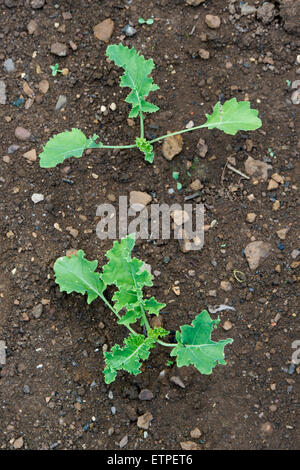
0,0,299,450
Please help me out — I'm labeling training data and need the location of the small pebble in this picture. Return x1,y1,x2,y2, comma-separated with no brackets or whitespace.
190,427,202,439
138,389,154,401
55,95,67,111
31,193,44,204
223,320,233,331
13,437,24,449
15,127,31,141
32,303,43,319
119,435,128,448
3,58,15,73
205,14,221,29
122,25,137,37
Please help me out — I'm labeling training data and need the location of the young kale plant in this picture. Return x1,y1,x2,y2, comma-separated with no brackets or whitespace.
39,43,262,168
53,233,233,384
50,63,63,77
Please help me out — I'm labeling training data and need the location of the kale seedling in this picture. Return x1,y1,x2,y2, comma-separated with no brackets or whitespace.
54,234,233,384
50,63,63,76
138,18,154,25
172,171,182,191
39,43,262,168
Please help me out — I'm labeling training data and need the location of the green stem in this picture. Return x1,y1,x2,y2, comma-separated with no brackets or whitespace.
89,121,210,153
100,289,176,347
157,339,176,348
90,143,137,150
148,123,207,144
99,293,137,336
139,111,144,139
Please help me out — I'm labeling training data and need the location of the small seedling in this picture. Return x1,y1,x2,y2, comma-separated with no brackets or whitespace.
138,18,154,25
39,43,262,168
50,63,63,77
54,234,233,384
172,171,182,191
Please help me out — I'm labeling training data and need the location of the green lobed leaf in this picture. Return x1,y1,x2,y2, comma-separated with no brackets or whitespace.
170,310,233,374
54,250,105,304
143,297,166,316
101,234,165,328
101,234,153,291
101,234,153,323
112,289,139,313
103,328,168,384
205,98,262,135
106,44,159,118
117,307,143,327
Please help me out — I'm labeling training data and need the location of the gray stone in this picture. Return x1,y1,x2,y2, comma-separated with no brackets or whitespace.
291,89,300,105
119,435,128,448
15,127,31,141
55,95,67,111
240,3,257,16
291,249,300,259
138,389,154,401
186,0,205,5
31,0,45,8
257,2,275,24
32,304,43,319
4,0,16,7
0,80,6,104
8,144,20,154
122,25,137,37
245,241,272,270
291,80,300,89
51,42,68,57
0,340,6,365
3,58,15,73
281,0,300,36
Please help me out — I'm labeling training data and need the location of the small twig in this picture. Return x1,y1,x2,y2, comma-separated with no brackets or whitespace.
227,163,250,180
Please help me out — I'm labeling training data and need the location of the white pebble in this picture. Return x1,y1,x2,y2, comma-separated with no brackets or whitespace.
100,105,107,113
31,193,44,204
185,120,194,129
109,102,117,111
